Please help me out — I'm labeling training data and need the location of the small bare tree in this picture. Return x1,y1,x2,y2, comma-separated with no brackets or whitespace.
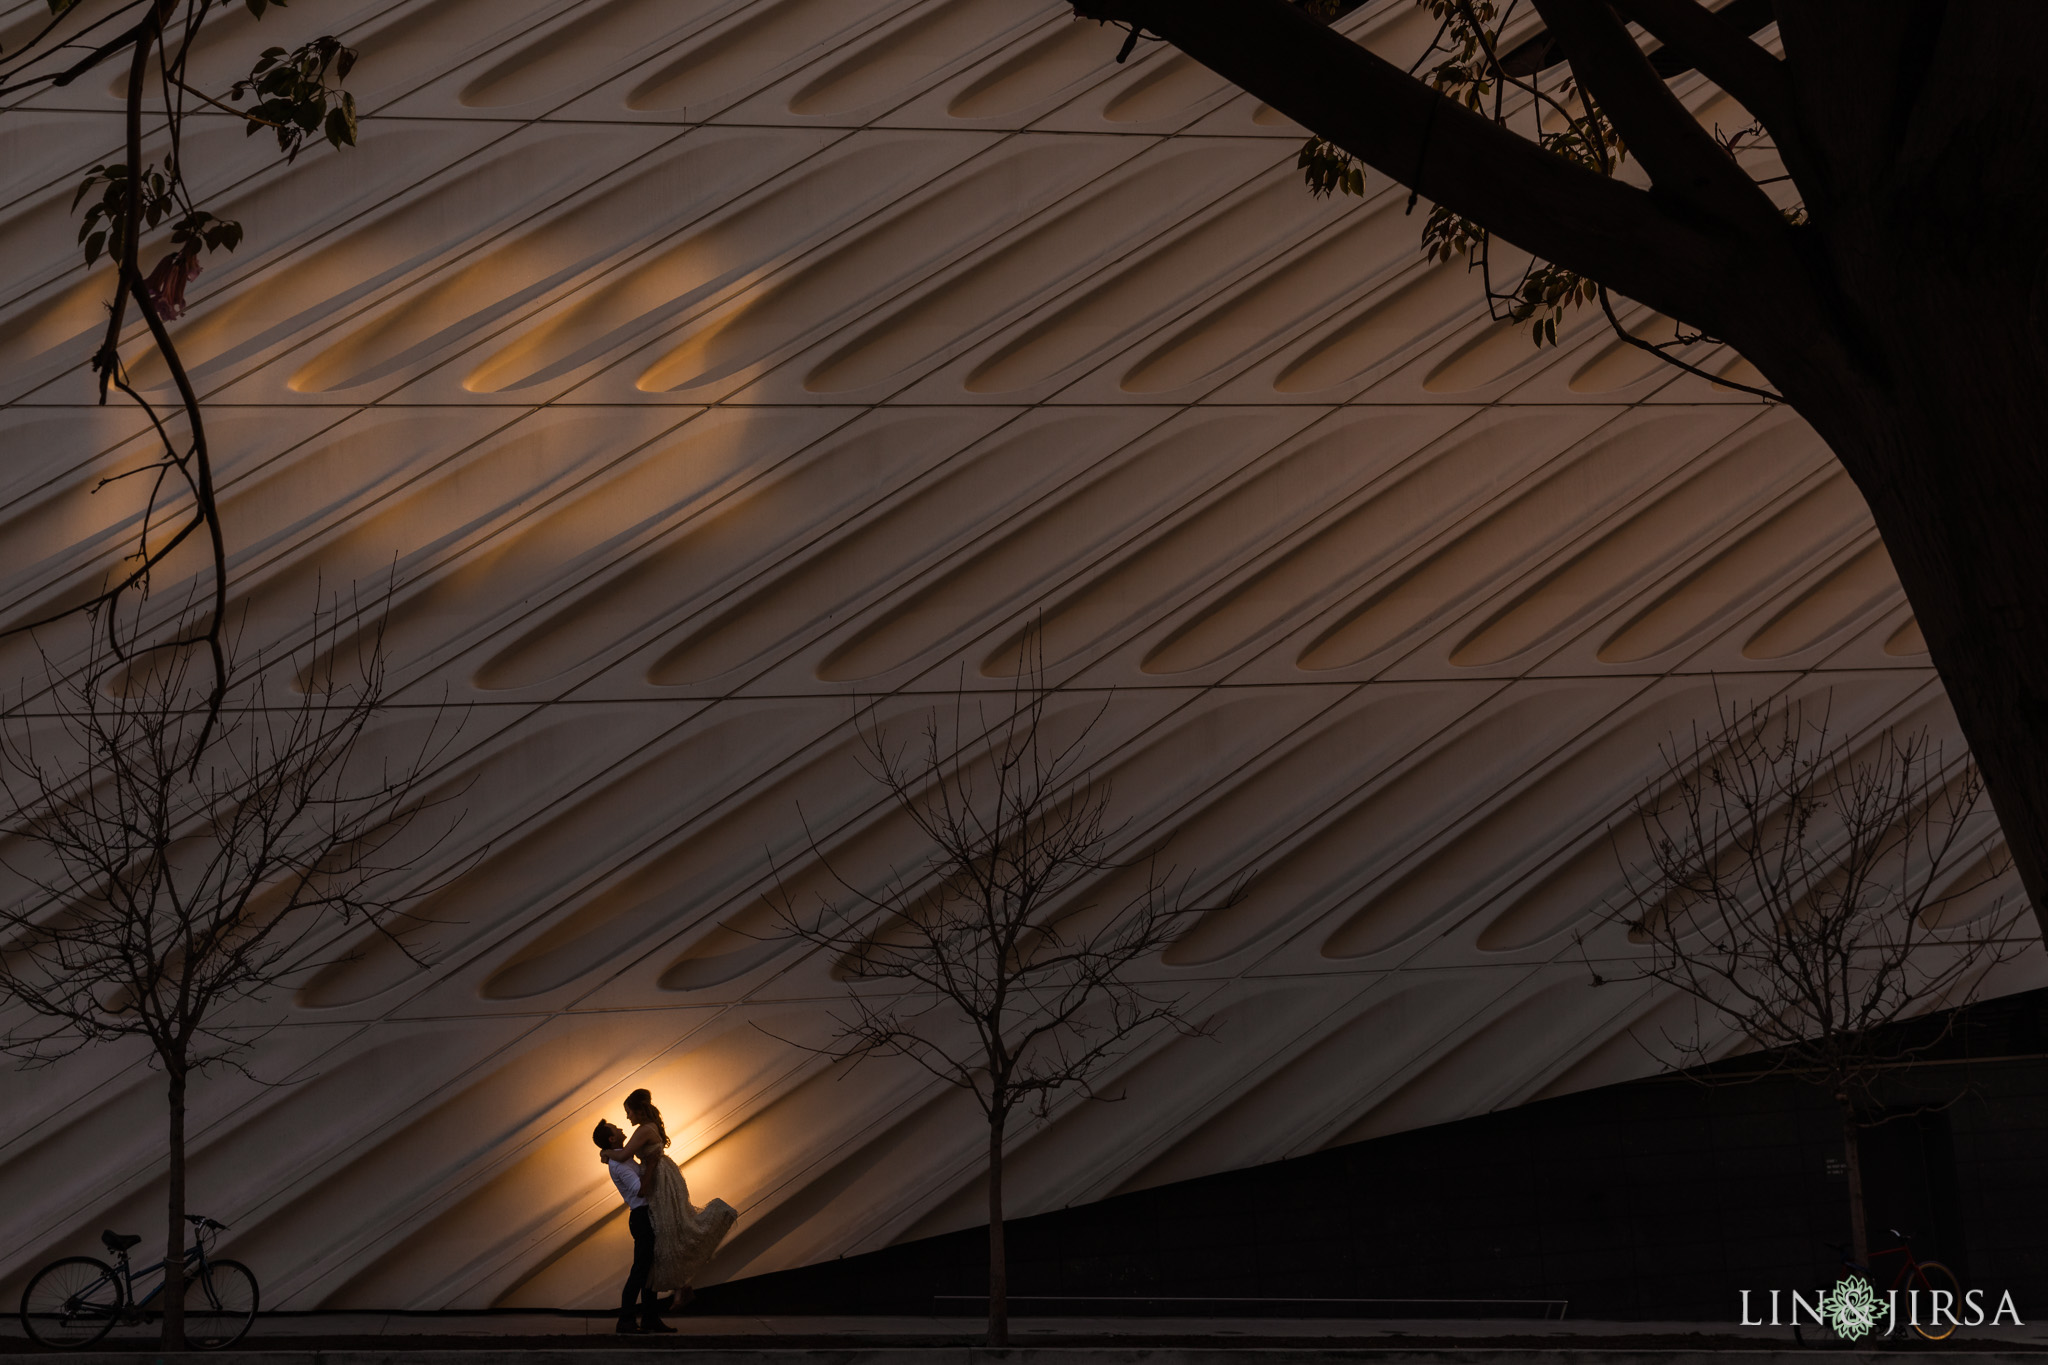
780,652,1225,1346
0,604,464,1347
1595,692,2029,1265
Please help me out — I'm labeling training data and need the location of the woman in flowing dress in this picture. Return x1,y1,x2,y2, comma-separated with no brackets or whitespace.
612,1088,738,1299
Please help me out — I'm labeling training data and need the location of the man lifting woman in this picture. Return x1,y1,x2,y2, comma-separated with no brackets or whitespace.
595,1087,738,1334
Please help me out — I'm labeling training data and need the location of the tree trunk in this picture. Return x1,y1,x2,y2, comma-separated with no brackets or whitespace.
1840,1106,1869,1269
986,1114,1008,1348
1746,276,2048,941
163,1067,186,1350
1065,0,2048,938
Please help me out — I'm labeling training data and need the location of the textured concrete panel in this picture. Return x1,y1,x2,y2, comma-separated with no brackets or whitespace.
1,0,2039,1310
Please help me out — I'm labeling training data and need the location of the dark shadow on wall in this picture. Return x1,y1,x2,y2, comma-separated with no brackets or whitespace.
692,986,2048,1321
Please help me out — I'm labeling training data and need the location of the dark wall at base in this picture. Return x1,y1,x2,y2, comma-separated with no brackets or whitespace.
693,988,2048,1322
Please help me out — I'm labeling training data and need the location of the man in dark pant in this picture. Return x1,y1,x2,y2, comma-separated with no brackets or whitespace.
595,1120,673,1334
623,1205,660,1328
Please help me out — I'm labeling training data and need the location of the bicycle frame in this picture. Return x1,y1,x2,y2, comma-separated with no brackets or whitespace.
1825,1235,1961,1341
1852,1242,1934,1294
108,1233,220,1316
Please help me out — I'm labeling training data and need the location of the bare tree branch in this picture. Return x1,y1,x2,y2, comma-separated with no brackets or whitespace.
775,629,1238,1346
0,595,469,1347
1589,688,2029,1265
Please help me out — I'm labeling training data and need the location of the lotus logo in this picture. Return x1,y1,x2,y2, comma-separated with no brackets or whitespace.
1818,1276,1884,1342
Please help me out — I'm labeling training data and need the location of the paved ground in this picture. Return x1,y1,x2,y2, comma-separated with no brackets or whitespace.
4,1344,2048,1365
6,1312,2048,1355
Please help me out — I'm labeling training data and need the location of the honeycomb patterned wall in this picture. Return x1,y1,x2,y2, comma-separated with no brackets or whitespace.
1,0,2037,1311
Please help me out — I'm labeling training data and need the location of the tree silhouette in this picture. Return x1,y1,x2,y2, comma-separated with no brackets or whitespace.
778,649,1229,1346
1596,691,2027,1264
0,603,464,1347
1070,0,2048,937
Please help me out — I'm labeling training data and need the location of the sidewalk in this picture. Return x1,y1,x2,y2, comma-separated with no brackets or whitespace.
6,1310,2048,1355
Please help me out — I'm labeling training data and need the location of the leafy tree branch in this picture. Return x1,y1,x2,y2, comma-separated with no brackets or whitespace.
0,0,361,755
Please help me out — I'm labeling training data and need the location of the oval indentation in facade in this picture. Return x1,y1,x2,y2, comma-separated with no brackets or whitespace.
1885,616,1928,656
1307,691,1603,960
1272,264,1470,393
1474,837,1615,955
475,411,978,692
959,178,1310,395
629,0,892,110
240,421,624,650
0,265,110,376
649,415,1107,684
636,141,1098,395
1194,692,1592,963
1742,539,1899,659
460,0,713,108
1567,315,1685,393
342,0,526,104
125,133,599,390
483,735,866,1001
1120,198,1411,395
294,134,799,393
1452,685,1715,952
1159,689,1474,966
466,136,946,394
803,144,1238,395
1450,418,1822,667
313,410,804,688
817,412,1278,682
1101,52,1228,122
1298,414,1692,673
1421,319,1553,393
326,707,807,1006
110,1,273,100
788,0,1021,116
0,183,80,288
0,418,153,584
1220,695,1589,961
1117,981,1475,1191
295,713,625,1007
984,410,1452,676
1141,412,1562,676
1597,472,1872,664
1355,687,1717,957
947,17,1122,118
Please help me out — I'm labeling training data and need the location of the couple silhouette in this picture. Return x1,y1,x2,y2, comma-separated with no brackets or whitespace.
595,1087,737,1333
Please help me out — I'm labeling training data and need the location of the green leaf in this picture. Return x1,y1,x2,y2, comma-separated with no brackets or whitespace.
324,98,357,149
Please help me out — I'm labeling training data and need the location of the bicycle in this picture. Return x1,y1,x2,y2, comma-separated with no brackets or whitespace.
1794,1228,1962,1345
19,1214,258,1350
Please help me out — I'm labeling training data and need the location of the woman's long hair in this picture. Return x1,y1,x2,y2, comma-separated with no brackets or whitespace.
624,1087,670,1148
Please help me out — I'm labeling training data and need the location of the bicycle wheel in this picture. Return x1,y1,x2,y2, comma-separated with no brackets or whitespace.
183,1259,258,1350
20,1256,123,1349
1911,1261,1962,1341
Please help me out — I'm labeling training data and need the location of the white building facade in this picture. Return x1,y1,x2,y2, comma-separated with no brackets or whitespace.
0,0,2032,1311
